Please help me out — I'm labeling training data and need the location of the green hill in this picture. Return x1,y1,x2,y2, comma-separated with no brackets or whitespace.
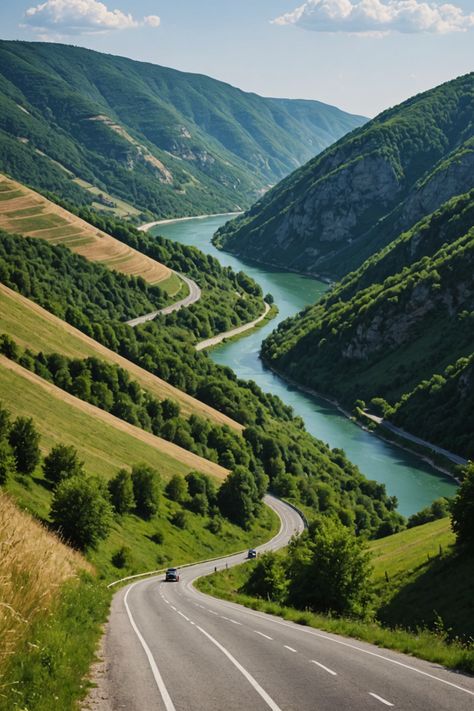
215,73,473,279
262,191,474,459
0,40,365,220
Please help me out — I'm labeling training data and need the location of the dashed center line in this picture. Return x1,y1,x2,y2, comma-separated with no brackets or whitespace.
310,660,337,676
284,645,297,653
208,609,219,615
254,631,273,640
171,605,177,611
178,611,190,621
369,692,394,707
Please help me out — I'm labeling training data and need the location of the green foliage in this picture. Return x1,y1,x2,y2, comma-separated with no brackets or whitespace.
451,464,474,550
132,463,161,520
9,415,40,474
0,40,364,219
50,475,113,550
43,444,84,484
218,466,262,529
407,498,450,529
244,551,289,604
165,474,188,503
112,545,133,569
0,438,14,485
108,468,135,515
171,509,189,529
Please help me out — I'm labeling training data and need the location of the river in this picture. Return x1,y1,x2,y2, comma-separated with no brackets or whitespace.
152,215,458,517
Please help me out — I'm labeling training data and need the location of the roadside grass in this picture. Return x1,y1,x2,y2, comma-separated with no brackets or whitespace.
0,174,170,285
0,356,227,481
157,271,185,297
0,284,242,429
196,519,474,674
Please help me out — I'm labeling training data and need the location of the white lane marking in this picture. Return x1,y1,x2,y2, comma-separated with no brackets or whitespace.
254,631,273,641
310,660,337,676
208,609,219,615
195,624,282,711
171,605,177,611
178,611,190,621
229,619,242,625
189,594,474,698
369,692,394,707
123,584,176,711
284,645,297,653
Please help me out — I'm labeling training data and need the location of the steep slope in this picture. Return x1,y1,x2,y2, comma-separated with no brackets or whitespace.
216,73,473,279
262,192,474,458
0,40,365,219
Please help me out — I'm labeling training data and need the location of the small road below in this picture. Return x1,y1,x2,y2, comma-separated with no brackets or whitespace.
363,413,468,467
196,302,271,351
126,273,201,327
92,496,474,711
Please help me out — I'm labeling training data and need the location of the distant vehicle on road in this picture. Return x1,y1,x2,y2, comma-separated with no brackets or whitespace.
165,567,180,582
247,549,257,559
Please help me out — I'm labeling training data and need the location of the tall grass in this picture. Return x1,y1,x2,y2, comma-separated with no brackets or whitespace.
0,492,90,689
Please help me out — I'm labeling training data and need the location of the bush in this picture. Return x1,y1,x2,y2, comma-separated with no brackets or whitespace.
0,439,15,485
43,444,84,484
407,498,450,528
171,510,188,529
50,476,113,550
165,474,188,503
451,465,474,550
244,552,289,604
188,492,209,516
112,546,133,569
108,468,135,514
150,530,164,545
132,464,161,519
9,416,40,474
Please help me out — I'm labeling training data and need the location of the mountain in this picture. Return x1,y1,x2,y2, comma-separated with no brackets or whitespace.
215,73,474,279
261,191,474,459
0,40,365,220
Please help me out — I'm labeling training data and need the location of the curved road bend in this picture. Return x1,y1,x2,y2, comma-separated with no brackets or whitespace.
126,273,201,327
101,497,473,711
196,302,271,351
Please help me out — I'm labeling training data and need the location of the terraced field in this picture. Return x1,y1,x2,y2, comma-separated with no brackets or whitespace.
0,175,174,287
0,284,242,430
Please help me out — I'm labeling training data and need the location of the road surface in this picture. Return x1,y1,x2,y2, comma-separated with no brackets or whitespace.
196,302,271,351
126,273,201,327
96,497,474,710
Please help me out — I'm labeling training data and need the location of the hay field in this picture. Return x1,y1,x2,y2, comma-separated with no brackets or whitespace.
0,491,90,680
0,356,229,481
0,174,171,286
0,284,242,431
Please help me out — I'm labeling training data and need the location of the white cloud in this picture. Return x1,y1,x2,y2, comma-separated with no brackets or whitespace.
24,0,161,35
272,0,474,35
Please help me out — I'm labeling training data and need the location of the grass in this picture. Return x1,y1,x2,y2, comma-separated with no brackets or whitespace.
0,356,227,481
0,284,242,429
196,518,474,674
0,491,91,701
0,174,170,285
72,177,140,219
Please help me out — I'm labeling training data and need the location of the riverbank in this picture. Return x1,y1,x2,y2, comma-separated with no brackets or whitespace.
139,211,243,233
263,361,463,484
196,302,273,351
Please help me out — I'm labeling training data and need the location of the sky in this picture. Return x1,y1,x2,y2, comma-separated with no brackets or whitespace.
0,0,473,117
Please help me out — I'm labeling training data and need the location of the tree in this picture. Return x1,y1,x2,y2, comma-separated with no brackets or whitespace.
9,417,40,474
165,474,188,503
244,552,289,604
286,517,372,615
50,475,113,549
451,465,474,550
0,403,11,439
218,466,261,529
0,439,15,485
132,464,161,519
43,444,84,484
108,468,135,514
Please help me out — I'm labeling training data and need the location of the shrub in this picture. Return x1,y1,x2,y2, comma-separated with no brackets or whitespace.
43,444,84,484
171,510,188,529
451,465,474,550
0,440,15,485
8,417,40,474
150,530,164,545
112,546,133,569
50,476,113,550
132,464,161,519
244,552,289,604
165,474,188,503
108,468,135,514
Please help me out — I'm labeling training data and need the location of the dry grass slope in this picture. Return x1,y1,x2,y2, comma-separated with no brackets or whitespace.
0,491,90,684
0,174,171,285
0,284,242,430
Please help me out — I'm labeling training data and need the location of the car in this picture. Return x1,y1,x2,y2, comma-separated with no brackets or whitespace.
165,567,180,582
247,548,257,559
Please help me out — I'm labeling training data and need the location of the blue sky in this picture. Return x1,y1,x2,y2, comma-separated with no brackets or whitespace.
0,0,473,116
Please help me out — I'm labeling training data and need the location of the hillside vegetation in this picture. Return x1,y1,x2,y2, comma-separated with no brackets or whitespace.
0,40,365,219
262,191,474,458
216,73,473,279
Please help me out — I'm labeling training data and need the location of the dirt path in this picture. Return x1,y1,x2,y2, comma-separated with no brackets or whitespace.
196,302,271,351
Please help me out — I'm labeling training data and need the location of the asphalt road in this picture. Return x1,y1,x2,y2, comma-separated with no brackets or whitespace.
102,497,474,711
126,273,201,327
196,302,271,351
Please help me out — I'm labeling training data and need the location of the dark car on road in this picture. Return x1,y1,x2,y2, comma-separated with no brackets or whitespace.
247,549,257,559
165,567,180,582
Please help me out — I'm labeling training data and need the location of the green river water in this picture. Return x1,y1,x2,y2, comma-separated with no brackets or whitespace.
153,215,458,517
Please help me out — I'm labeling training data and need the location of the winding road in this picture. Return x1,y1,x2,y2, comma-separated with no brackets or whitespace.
196,302,271,351
126,273,201,327
93,497,474,710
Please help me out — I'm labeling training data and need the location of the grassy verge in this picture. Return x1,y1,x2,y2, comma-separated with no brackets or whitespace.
0,573,111,711
196,561,474,674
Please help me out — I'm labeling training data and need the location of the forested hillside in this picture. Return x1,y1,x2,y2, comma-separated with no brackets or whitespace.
262,192,474,459
215,73,473,279
0,40,365,219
